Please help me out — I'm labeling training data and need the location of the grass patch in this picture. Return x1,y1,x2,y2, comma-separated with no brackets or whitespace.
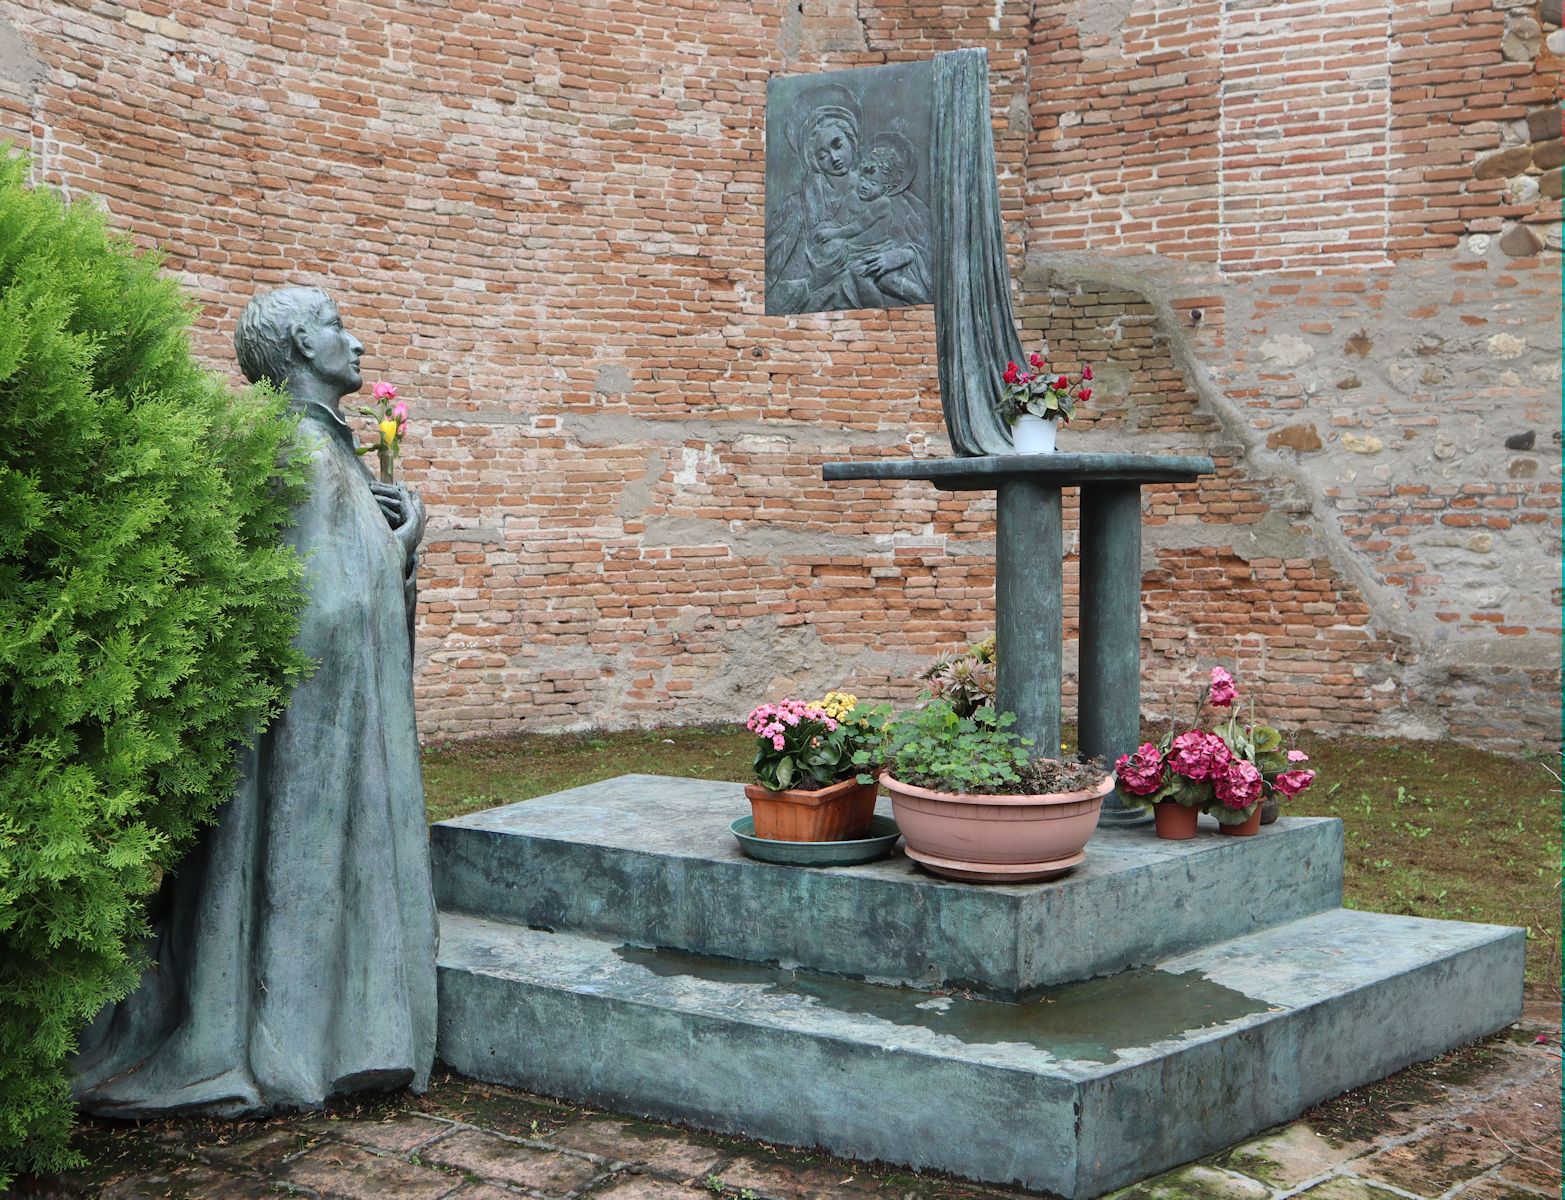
422,725,1562,984
422,724,752,824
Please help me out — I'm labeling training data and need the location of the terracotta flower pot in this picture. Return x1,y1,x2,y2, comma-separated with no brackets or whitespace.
744,777,878,842
880,769,1111,883
1152,800,1200,840
1218,805,1263,837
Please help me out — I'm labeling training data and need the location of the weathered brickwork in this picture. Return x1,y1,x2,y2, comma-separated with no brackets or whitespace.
0,1,1558,748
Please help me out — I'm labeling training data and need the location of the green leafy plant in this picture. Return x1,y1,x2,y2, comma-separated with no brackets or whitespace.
0,151,310,1184
875,699,1033,795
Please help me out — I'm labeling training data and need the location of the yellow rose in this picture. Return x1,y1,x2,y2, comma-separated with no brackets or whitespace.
379,418,399,448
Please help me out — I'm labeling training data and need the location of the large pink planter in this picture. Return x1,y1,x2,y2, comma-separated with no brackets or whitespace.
881,770,1112,883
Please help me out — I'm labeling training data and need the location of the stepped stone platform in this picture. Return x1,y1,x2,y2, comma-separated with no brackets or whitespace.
432,775,1525,1199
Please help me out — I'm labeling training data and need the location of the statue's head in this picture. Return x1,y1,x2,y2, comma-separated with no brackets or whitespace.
808,109,858,178
234,286,363,403
860,132,916,199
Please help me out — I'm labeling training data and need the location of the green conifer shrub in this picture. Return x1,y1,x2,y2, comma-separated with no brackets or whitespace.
0,153,310,1184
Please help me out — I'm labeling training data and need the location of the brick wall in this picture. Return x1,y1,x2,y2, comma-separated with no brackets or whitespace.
1,0,1558,749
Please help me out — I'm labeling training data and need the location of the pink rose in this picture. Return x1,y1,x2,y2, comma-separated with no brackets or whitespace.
1169,730,1231,781
1272,768,1315,798
372,381,398,401
1208,667,1236,708
1213,759,1264,809
1115,742,1166,797
391,401,408,420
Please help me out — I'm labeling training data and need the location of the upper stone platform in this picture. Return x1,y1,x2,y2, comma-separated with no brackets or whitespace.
432,774,1343,995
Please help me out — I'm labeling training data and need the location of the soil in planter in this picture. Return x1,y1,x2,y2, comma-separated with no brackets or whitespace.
1013,757,1110,794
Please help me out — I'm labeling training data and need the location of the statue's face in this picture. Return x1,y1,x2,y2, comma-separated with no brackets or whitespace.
301,301,363,396
855,157,892,201
811,119,856,178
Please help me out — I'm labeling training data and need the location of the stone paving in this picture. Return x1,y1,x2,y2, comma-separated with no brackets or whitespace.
13,993,1558,1200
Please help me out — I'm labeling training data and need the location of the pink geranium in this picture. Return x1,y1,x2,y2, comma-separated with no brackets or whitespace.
1287,749,1309,763
1115,742,1167,796
1168,730,1231,781
1213,759,1264,809
1208,667,1237,708
1272,768,1316,798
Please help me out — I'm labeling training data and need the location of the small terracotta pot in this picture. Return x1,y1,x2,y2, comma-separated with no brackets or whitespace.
1218,805,1263,837
880,769,1111,882
744,777,878,842
1152,800,1200,840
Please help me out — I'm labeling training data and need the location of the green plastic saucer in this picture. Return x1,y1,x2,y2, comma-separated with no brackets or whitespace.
730,814,901,867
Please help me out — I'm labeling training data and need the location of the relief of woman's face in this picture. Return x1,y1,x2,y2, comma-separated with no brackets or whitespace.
811,119,857,177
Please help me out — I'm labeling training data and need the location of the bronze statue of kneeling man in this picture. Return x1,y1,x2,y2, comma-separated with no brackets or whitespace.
73,287,435,1116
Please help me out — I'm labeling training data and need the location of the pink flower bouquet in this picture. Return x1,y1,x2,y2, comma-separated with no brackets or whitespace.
1114,667,1317,826
745,693,888,793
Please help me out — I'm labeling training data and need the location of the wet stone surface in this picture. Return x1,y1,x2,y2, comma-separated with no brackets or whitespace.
17,994,1561,1200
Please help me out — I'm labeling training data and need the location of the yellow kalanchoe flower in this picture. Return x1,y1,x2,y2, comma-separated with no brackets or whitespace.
816,691,858,722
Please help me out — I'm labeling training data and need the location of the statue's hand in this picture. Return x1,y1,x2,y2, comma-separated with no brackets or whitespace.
369,480,405,528
859,244,913,278
393,486,426,562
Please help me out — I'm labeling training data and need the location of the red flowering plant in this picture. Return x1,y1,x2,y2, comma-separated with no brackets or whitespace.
1114,667,1317,825
996,351,1093,426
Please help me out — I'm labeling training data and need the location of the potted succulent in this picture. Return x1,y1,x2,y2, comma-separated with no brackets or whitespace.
921,635,996,717
868,699,1112,882
743,692,888,842
996,352,1092,454
1113,668,1318,839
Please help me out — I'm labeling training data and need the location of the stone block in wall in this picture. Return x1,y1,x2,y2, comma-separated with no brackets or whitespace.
1541,168,1563,198
1266,424,1324,453
1498,222,1544,257
1534,139,1563,170
1501,17,1542,61
1527,106,1562,142
1474,145,1535,179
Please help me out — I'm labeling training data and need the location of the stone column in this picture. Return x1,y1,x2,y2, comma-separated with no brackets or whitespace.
1078,483,1151,826
995,478,1062,762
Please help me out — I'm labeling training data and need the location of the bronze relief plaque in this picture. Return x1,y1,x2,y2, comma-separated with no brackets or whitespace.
765,61,936,316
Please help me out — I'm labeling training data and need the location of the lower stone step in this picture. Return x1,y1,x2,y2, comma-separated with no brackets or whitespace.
436,907,1524,1199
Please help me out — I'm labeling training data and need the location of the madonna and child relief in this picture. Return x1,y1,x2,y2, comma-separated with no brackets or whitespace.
764,69,937,316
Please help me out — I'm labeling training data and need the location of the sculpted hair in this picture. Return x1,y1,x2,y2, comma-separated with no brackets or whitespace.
234,286,334,386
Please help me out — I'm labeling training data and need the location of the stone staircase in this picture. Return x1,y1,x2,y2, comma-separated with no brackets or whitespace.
431,774,1524,1199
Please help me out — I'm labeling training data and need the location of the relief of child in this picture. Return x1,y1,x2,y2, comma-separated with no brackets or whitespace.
807,132,933,310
